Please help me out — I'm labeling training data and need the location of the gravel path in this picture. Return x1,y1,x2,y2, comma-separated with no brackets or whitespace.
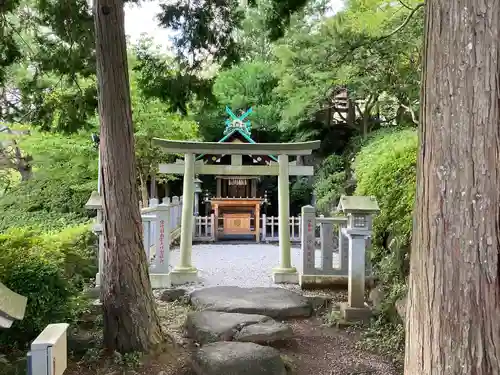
169,243,340,290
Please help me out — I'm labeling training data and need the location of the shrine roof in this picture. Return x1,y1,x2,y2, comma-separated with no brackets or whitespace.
196,127,278,162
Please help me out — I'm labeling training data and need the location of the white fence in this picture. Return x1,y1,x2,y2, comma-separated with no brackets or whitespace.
190,214,336,242
189,214,347,244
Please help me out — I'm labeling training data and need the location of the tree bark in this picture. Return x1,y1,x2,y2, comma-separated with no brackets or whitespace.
93,0,163,352
405,1,500,374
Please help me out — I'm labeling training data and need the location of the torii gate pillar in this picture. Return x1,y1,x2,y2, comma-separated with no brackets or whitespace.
272,153,298,283
170,152,198,285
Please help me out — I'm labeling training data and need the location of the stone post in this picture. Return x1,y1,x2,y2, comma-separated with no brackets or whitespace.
171,196,179,230
344,228,368,308
210,213,216,241
95,210,104,288
149,202,171,288
319,220,334,273
171,153,198,285
339,226,372,322
261,213,266,241
194,192,200,216
272,154,298,284
300,205,316,276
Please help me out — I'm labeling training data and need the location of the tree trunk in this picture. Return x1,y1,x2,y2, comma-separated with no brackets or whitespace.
139,172,148,208
404,1,500,374
93,0,163,352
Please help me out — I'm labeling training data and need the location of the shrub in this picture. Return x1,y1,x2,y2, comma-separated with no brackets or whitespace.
0,129,97,232
354,128,417,282
313,154,347,214
353,128,417,358
0,225,97,349
0,177,94,232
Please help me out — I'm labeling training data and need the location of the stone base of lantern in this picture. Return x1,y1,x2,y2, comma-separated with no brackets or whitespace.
339,302,372,322
150,273,171,289
170,267,198,285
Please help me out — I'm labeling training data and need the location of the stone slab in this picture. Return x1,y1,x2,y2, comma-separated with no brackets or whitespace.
234,321,293,344
159,288,188,302
185,311,271,344
189,286,312,319
191,341,287,375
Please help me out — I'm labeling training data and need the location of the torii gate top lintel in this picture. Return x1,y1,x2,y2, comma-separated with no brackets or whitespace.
152,138,321,156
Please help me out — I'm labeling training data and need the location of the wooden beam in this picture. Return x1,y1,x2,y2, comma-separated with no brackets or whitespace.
153,138,321,155
158,163,315,176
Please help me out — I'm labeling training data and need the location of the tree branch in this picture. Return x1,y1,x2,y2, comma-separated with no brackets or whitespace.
335,2,425,65
401,103,419,124
398,0,413,10
376,3,425,42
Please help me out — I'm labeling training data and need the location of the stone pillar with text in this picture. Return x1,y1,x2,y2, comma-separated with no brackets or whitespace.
148,200,171,288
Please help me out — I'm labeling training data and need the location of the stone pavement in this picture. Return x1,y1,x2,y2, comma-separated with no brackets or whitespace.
169,243,340,289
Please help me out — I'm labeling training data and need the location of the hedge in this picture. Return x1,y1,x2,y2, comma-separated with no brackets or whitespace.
0,225,97,349
354,128,417,280
352,128,417,355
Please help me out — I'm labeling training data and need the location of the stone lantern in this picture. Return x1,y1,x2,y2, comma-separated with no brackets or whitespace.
193,177,203,216
337,195,380,231
336,195,380,321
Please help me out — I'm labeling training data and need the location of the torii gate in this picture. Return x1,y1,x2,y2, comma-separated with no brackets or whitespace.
153,138,320,285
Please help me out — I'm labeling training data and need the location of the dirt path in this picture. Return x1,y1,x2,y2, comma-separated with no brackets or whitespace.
61,317,401,375
281,318,401,375
57,287,402,375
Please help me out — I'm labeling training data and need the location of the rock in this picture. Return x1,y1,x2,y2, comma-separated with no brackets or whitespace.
160,288,188,302
67,329,100,355
395,295,407,321
234,321,293,344
189,286,311,319
83,286,101,299
305,295,331,311
89,299,102,315
191,342,287,375
368,287,385,309
185,311,270,344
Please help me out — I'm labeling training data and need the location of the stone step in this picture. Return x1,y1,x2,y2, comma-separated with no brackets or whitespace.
185,311,293,345
191,341,287,375
189,286,312,319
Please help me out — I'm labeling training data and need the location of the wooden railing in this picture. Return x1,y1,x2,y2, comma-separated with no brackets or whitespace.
193,214,216,241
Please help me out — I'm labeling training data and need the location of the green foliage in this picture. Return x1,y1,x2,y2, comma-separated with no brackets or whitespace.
272,0,422,134
359,315,405,362
212,60,283,141
313,154,347,214
290,177,313,213
353,129,416,358
133,43,215,115
0,225,97,349
0,130,97,231
354,128,417,275
2,0,97,130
